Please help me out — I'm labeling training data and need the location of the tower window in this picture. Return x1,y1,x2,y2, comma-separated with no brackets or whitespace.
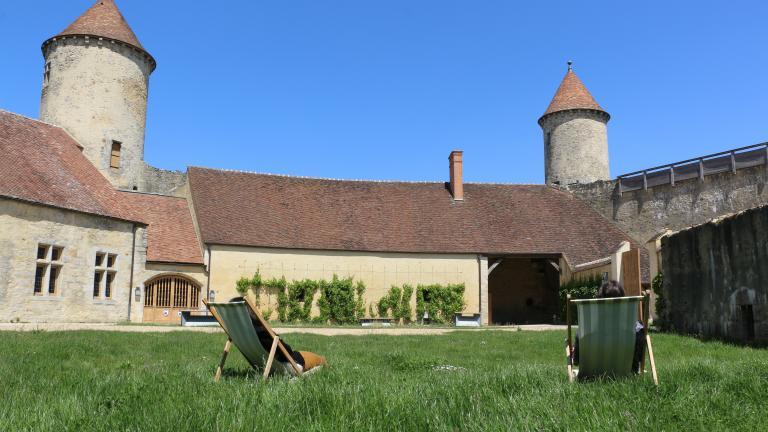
110,141,122,169
43,62,51,86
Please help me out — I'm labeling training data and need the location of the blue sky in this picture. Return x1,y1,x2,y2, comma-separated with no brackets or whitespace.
2,1,767,183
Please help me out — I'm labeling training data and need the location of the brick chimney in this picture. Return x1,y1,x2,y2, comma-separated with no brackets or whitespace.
448,150,464,201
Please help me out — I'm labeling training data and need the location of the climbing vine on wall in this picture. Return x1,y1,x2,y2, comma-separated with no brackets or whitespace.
415,283,465,324
235,271,366,324
652,272,665,328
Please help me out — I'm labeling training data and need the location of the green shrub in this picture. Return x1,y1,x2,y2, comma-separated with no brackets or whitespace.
557,274,602,323
399,284,413,324
316,275,365,324
415,283,465,324
652,272,665,327
286,279,319,322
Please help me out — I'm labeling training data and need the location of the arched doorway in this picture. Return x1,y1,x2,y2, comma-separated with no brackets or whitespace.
143,275,201,324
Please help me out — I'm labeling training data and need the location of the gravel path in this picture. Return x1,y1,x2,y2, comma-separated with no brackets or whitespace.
0,323,566,335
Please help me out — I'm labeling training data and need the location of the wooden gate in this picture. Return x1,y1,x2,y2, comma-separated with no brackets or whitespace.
143,275,201,324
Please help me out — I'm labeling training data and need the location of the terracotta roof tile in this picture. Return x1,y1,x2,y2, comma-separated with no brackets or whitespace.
56,0,145,50
0,110,139,223
188,167,638,267
541,69,605,118
119,192,204,265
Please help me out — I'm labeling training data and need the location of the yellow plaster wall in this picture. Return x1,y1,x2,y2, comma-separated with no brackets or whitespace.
208,245,480,319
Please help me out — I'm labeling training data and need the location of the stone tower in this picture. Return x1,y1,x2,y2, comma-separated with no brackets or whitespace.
39,0,155,191
538,63,610,186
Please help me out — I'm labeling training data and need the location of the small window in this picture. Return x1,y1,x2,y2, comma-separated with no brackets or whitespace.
93,252,117,300
51,246,63,262
34,265,45,295
43,62,51,86
93,271,104,298
110,141,121,169
33,244,63,296
105,273,115,299
48,266,60,295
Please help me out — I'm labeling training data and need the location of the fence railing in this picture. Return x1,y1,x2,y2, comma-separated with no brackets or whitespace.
617,142,768,194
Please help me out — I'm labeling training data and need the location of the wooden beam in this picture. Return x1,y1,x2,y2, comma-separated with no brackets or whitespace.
488,259,503,274
670,166,675,187
263,336,280,381
215,338,231,382
642,171,648,191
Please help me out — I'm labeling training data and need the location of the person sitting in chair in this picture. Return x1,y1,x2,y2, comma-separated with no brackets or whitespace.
230,297,327,373
569,280,647,373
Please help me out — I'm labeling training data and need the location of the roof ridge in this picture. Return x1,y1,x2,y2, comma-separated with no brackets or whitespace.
117,190,186,200
188,165,446,185
188,166,547,186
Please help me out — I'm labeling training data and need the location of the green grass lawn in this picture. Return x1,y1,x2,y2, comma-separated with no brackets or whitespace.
0,330,766,431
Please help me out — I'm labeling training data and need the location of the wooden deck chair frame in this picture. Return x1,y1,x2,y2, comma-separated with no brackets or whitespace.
566,291,658,385
204,297,304,382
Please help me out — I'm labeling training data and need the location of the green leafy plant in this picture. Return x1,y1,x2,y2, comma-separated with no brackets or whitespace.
652,272,665,328
316,275,364,324
557,274,602,323
399,284,413,324
234,270,264,305
415,283,465,324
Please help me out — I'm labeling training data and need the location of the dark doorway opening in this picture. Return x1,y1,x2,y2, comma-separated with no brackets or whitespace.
488,256,559,325
741,305,755,341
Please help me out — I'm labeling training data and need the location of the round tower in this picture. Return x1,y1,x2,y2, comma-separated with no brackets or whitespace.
538,62,610,186
39,0,155,190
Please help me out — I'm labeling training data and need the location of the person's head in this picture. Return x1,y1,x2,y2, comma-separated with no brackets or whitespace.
597,280,625,298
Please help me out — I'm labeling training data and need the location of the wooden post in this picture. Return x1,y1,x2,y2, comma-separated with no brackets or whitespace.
618,176,623,194
731,151,737,173
214,338,231,382
642,171,648,191
566,294,574,382
670,166,675,186
263,335,280,381
699,158,705,182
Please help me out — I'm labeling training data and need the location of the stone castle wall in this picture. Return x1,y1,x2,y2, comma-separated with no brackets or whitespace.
661,205,768,342
568,164,768,244
540,109,610,186
140,164,188,196
40,36,152,191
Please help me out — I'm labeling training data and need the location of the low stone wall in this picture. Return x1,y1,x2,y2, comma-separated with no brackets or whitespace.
661,205,768,342
569,164,768,244
140,164,187,196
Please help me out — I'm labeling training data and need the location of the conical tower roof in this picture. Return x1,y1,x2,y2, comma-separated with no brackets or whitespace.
56,0,145,50
540,63,606,120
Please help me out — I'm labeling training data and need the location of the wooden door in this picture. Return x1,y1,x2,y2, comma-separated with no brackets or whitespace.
143,276,201,324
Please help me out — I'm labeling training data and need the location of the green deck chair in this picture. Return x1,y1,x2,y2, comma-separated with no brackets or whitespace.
204,298,303,381
565,293,658,385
